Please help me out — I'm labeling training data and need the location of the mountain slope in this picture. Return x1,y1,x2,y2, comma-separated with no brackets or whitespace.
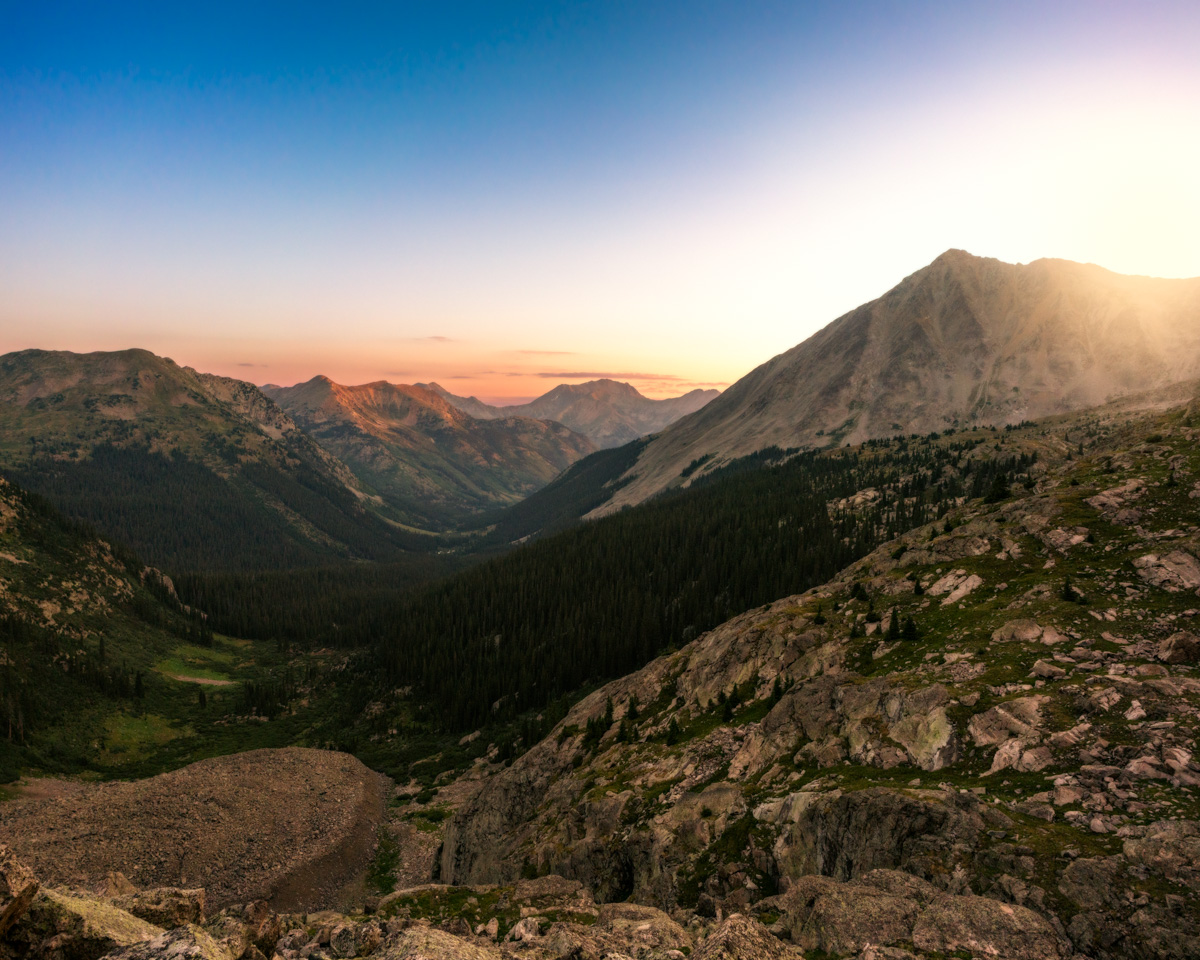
0,349,413,570
425,379,720,448
263,377,595,527
596,250,1200,514
432,389,1200,960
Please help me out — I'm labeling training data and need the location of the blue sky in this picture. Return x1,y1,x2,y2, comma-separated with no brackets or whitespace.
3,2,1199,399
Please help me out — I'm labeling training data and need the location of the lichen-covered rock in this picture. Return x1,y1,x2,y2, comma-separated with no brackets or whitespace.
96,923,230,960
1156,631,1199,664
112,887,206,927
0,843,39,936
22,888,162,960
911,894,1064,960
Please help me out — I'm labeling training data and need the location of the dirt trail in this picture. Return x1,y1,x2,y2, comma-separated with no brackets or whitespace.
0,747,389,910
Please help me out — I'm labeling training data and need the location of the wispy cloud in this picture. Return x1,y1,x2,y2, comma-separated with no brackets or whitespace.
521,371,685,381
515,349,576,356
237,362,265,367
409,335,454,343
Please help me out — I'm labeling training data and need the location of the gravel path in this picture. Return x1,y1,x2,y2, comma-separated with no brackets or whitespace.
0,747,388,910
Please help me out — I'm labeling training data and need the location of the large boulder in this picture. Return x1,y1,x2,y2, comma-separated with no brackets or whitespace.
796,887,918,955
0,843,39,936
21,888,162,960
693,913,796,959
112,887,206,927
97,923,230,960
773,788,984,884
911,895,1064,960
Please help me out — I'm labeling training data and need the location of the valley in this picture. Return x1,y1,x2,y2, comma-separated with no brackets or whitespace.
1,255,1198,960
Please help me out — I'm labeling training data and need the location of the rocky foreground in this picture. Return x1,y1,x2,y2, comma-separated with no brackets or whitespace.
4,398,1200,960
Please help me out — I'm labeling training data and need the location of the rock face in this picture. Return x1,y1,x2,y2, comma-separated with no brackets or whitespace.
0,749,387,910
591,250,1200,515
431,396,1200,960
427,378,721,449
264,376,596,526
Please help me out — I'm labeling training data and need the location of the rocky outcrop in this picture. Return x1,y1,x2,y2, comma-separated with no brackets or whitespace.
0,845,39,936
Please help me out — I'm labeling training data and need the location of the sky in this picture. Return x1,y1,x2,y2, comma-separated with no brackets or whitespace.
2,2,1199,403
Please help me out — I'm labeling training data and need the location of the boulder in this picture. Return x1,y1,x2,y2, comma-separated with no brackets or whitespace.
96,923,230,960
911,894,1063,960
377,925,503,959
595,901,692,954
113,887,206,927
692,913,794,959
1134,551,1200,593
993,620,1044,643
0,843,39,936
796,888,918,954
1157,631,1200,664
22,888,162,960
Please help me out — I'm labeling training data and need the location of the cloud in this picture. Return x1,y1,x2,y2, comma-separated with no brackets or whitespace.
408,335,454,343
515,349,576,356
237,362,265,367
521,371,685,381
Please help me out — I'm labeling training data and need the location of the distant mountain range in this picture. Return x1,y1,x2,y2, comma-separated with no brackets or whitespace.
262,376,596,527
0,350,716,567
0,348,415,570
589,249,1200,515
422,379,720,448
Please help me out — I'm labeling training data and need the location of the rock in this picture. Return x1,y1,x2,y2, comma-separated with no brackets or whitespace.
993,620,1044,643
504,916,541,942
595,902,692,954
911,894,1064,959
692,913,793,959
96,923,230,960
929,570,984,605
97,872,137,899
377,925,503,959
113,888,207,927
1030,660,1066,680
329,922,357,958
1124,700,1147,721
773,788,984,884
1156,631,1200,663
968,697,1046,747
0,843,39,936
1133,551,1200,593
796,888,918,955
23,888,163,959
855,869,939,904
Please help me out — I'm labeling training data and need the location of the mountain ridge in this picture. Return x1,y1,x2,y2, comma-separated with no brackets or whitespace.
263,375,596,528
423,378,720,448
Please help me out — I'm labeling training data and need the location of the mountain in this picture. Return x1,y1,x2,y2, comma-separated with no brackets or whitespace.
263,376,596,528
593,250,1200,515
0,349,415,570
426,389,1200,960
424,379,720,448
